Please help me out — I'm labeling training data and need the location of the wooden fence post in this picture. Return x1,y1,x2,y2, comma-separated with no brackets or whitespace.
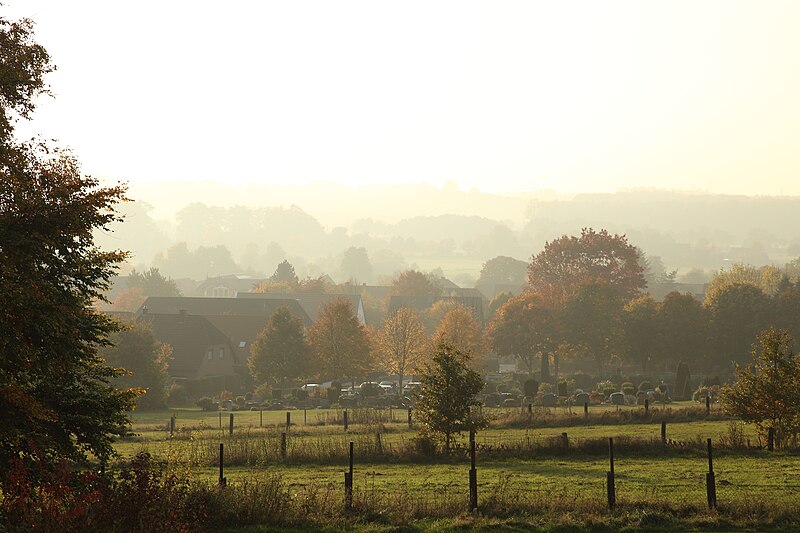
469,431,478,511
768,427,775,451
344,409,349,432
562,432,569,452
259,409,263,428
169,414,175,437
407,407,413,429
584,401,589,417
528,403,533,415
607,437,615,510
281,432,287,458
376,432,383,455
644,399,649,417
706,396,711,416
304,409,307,425
218,443,226,487
661,421,667,446
286,411,291,430
706,438,717,509
229,413,234,435
219,411,222,429
344,441,354,509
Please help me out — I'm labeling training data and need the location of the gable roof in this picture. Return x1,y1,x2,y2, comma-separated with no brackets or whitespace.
136,296,312,325
141,313,235,378
204,315,273,364
237,292,364,324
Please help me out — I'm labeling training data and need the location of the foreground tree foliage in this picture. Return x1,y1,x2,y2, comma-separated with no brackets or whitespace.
721,328,800,448
0,13,138,471
248,306,310,389
416,342,485,453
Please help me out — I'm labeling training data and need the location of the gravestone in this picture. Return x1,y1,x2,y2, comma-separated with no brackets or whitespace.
575,392,590,406
541,393,557,407
610,392,625,406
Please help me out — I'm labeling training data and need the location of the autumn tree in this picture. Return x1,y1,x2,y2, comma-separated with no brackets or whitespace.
308,299,372,381
475,256,527,296
621,294,659,374
527,228,645,305
416,342,485,453
101,318,171,410
432,306,486,369
248,306,310,392
376,308,429,393
721,328,800,448
486,292,560,379
391,269,442,297
421,298,462,333
487,291,514,321
705,262,783,303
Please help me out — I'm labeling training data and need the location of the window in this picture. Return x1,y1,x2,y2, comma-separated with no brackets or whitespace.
238,341,246,348
219,348,224,359
206,350,212,361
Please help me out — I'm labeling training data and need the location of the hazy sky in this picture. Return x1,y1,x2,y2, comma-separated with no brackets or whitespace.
8,1,800,196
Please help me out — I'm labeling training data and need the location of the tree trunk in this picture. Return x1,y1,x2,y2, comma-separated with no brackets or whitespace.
541,352,550,383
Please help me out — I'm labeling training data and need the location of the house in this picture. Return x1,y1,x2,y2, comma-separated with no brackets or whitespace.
139,311,243,396
136,296,311,325
237,292,366,325
192,275,266,298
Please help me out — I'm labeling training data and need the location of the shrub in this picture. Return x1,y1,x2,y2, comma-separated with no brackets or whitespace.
539,382,553,394
496,383,510,393
218,390,233,401
638,381,654,392
167,382,189,407
328,381,342,403
235,396,247,407
523,379,539,396
196,397,216,411
254,382,272,402
621,382,636,395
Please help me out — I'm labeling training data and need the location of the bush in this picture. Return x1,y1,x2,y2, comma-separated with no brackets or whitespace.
235,396,246,407
496,383,510,393
254,382,272,402
523,379,539,396
638,381,654,392
294,388,308,401
167,382,189,407
196,397,216,411
539,382,553,394
328,381,342,403
621,382,636,395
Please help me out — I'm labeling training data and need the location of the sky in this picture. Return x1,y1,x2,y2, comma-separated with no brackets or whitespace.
7,0,800,196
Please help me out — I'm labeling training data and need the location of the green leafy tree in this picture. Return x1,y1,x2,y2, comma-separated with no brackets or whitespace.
248,306,310,391
308,299,372,381
655,291,709,371
0,12,138,471
127,267,181,297
101,319,171,410
707,283,771,368
621,294,658,374
271,259,299,286
416,342,485,453
562,283,623,377
721,328,800,448
486,292,560,378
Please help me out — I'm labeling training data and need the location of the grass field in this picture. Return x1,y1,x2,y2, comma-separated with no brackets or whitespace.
111,404,800,531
